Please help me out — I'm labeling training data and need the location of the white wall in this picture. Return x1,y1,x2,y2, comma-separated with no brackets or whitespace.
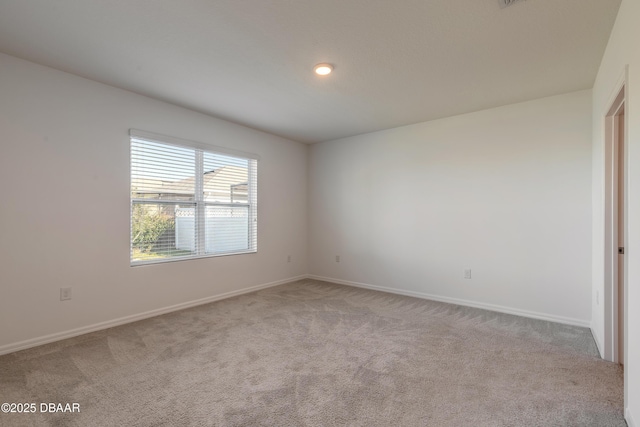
309,90,593,326
591,0,640,424
0,53,308,353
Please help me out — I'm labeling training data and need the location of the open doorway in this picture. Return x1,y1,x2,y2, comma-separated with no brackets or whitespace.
604,82,626,366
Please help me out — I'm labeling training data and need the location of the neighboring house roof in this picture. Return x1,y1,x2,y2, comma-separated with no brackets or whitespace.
132,166,248,203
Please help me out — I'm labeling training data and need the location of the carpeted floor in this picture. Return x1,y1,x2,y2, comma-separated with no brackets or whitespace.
0,279,625,426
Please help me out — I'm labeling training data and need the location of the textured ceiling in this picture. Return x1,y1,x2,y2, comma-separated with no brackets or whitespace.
0,0,621,143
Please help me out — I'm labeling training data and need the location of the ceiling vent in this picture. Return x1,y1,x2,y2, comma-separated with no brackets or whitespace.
499,0,525,8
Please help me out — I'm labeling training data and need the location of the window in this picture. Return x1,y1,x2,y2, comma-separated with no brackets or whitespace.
130,130,258,265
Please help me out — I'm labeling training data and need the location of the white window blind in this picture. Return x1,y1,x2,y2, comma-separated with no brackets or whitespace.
130,131,257,265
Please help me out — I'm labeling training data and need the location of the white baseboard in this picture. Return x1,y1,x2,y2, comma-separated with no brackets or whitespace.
590,322,604,358
1,274,592,356
0,275,307,356
308,275,590,328
628,408,636,427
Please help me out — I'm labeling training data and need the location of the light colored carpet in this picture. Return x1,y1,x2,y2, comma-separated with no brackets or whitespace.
0,279,625,426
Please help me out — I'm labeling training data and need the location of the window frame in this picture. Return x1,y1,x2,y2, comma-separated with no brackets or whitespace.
129,129,259,266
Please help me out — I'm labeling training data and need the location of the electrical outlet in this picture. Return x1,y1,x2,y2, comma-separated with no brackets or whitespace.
60,287,72,301
287,255,291,263
464,269,472,279
336,255,340,263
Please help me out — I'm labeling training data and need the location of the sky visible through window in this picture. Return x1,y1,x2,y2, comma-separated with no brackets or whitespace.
131,138,248,181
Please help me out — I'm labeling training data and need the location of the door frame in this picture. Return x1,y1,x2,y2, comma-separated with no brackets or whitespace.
602,69,627,365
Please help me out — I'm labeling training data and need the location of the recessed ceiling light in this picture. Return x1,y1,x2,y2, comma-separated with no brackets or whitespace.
314,63,333,76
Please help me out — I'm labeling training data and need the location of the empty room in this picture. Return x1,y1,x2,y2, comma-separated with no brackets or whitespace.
0,0,638,426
